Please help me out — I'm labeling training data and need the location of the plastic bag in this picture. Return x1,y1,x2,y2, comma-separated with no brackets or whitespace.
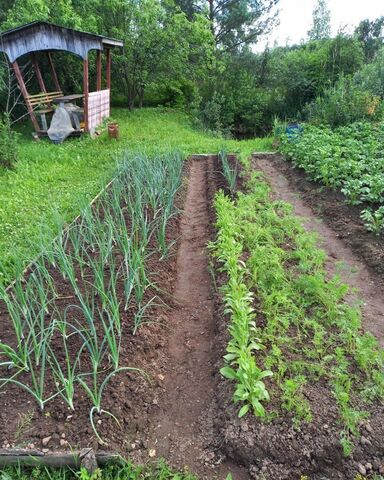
48,106,74,143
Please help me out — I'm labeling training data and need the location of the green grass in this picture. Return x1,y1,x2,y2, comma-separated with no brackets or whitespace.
0,459,198,479
1,107,272,282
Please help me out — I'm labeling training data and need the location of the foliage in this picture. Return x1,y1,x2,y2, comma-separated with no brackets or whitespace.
213,167,384,453
355,16,384,61
354,47,384,98
175,0,279,51
75,0,216,110
202,33,365,136
0,113,18,169
0,459,198,479
211,190,272,418
279,121,384,232
308,0,331,41
219,149,237,196
305,75,382,127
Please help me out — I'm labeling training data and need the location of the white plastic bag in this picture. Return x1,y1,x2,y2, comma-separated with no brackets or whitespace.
48,106,74,143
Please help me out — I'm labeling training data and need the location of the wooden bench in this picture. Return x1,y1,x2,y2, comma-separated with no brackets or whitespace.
26,91,63,131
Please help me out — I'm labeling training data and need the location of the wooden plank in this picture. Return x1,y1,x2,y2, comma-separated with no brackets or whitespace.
83,57,89,131
47,52,61,92
11,60,40,132
106,48,111,90
31,53,47,93
0,448,122,470
96,50,102,91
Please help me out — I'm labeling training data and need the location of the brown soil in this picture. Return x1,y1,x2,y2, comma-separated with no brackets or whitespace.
252,153,384,347
145,156,248,479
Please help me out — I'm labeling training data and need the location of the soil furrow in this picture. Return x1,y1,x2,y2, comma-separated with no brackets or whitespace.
148,158,247,479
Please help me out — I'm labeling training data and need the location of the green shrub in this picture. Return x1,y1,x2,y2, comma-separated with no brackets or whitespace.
0,113,18,169
305,76,383,127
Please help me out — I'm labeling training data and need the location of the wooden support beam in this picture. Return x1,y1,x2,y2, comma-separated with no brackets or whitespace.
11,60,40,132
47,52,61,92
96,50,102,91
31,53,47,93
83,56,89,132
106,48,111,90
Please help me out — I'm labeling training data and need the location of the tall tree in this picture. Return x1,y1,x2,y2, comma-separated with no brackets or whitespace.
87,0,215,109
308,0,331,41
355,16,384,61
175,0,279,51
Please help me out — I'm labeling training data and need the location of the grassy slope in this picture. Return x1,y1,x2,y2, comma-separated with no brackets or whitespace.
1,107,272,282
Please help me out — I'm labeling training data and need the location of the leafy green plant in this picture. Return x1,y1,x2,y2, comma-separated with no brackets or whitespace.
361,207,384,234
279,121,384,233
0,113,18,169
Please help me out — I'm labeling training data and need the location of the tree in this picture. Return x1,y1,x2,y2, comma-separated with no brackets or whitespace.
1,0,81,29
89,0,215,109
175,0,279,51
308,0,331,41
355,17,384,61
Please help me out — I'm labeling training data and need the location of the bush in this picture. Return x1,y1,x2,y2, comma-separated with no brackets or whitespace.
200,91,234,137
305,76,383,127
0,114,18,169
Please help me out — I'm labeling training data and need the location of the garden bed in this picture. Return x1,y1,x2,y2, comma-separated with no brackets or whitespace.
0,151,185,454
210,154,384,479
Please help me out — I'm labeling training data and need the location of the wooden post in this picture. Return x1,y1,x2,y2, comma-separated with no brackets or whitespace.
31,53,47,93
11,60,40,132
83,56,89,132
96,50,102,91
106,48,111,90
47,52,61,92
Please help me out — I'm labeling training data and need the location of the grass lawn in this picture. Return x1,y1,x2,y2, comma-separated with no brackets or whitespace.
1,107,272,282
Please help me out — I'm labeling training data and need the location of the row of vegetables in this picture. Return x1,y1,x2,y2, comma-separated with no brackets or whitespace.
213,152,384,456
279,122,384,233
0,150,183,443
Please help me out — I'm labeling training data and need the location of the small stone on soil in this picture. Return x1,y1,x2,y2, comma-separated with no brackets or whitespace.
358,463,367,476
42,436,51,446
148,449,156,458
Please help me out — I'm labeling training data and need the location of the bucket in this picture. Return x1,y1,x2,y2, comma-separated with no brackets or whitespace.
108,122,119,140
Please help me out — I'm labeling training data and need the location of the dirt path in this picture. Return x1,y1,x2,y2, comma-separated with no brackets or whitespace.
253,153,384,347
149,158,248,480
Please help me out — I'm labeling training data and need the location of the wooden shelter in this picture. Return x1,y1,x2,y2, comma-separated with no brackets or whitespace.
0,21,123,136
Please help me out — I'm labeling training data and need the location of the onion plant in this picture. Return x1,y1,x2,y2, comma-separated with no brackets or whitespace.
47,319,84,411
0,149,185,440
219,148,237,196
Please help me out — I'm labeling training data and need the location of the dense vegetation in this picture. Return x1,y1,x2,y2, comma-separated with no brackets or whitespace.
279,121,384,233
0,0,383,139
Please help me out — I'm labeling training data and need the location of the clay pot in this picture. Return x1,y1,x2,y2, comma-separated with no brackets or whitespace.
108,122,119,139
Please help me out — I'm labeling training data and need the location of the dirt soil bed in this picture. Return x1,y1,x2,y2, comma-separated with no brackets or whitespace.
211,155,384,479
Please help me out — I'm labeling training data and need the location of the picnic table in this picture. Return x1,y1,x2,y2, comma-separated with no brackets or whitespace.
52,94,84,130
